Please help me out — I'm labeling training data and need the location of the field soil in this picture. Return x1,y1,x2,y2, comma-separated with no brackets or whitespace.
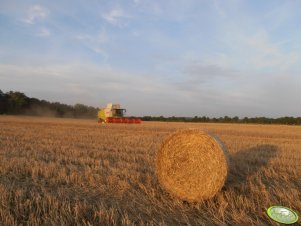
0,116,300,225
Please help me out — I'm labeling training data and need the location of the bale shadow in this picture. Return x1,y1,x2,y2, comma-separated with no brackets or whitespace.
225,144,278,189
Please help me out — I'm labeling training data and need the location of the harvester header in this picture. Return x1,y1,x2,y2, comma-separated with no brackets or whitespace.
98,103,141,124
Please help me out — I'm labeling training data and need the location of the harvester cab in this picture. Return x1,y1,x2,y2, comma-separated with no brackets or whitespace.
98,103,141,124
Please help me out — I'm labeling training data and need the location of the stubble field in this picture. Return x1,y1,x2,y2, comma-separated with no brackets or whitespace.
0,116,300,226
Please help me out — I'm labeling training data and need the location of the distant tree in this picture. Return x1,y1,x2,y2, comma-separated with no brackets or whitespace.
74,104,87,118
223,116,231,123
212,117,218,122
192,116,198,122
6,91,29,114
142,116,152,121
233,116,239,123
0,89,8,114
242,117,249,123
73,103,98,118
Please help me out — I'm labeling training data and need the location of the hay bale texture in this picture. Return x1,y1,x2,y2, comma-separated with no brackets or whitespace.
156,129,229,202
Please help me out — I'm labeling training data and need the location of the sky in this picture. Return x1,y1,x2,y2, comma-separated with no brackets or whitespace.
0,0,301,117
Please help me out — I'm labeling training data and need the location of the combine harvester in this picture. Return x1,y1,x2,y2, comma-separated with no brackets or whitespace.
97,103,141,124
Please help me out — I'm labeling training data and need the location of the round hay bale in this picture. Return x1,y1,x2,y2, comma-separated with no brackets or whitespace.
156,129,229,202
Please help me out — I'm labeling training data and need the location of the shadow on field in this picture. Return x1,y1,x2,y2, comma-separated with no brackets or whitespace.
226,144,278,189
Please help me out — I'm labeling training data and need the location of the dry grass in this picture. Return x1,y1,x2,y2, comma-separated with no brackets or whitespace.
0,116,300,225
156,129,228,202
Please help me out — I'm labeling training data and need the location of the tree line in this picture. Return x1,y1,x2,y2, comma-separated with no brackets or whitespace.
0,90,98,118
0,90,300,124
140,115,301,125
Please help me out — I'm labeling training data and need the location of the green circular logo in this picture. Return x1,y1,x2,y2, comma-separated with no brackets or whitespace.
267,206,299,224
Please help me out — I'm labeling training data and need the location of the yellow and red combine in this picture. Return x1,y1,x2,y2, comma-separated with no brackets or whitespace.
97,103,141,124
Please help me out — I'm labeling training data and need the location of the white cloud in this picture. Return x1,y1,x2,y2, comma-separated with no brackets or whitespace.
131,30,141,37
183,62,237,82
213,0,226,18
0,64,67,79
37,27,50,37
1,62,300,117
0,63,175,107
21,5,48,24
243,30,300,70
206,27,301,72
102,7,130,27
75,30,109,58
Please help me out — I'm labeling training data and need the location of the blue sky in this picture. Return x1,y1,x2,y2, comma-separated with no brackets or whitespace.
0,0,301,117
